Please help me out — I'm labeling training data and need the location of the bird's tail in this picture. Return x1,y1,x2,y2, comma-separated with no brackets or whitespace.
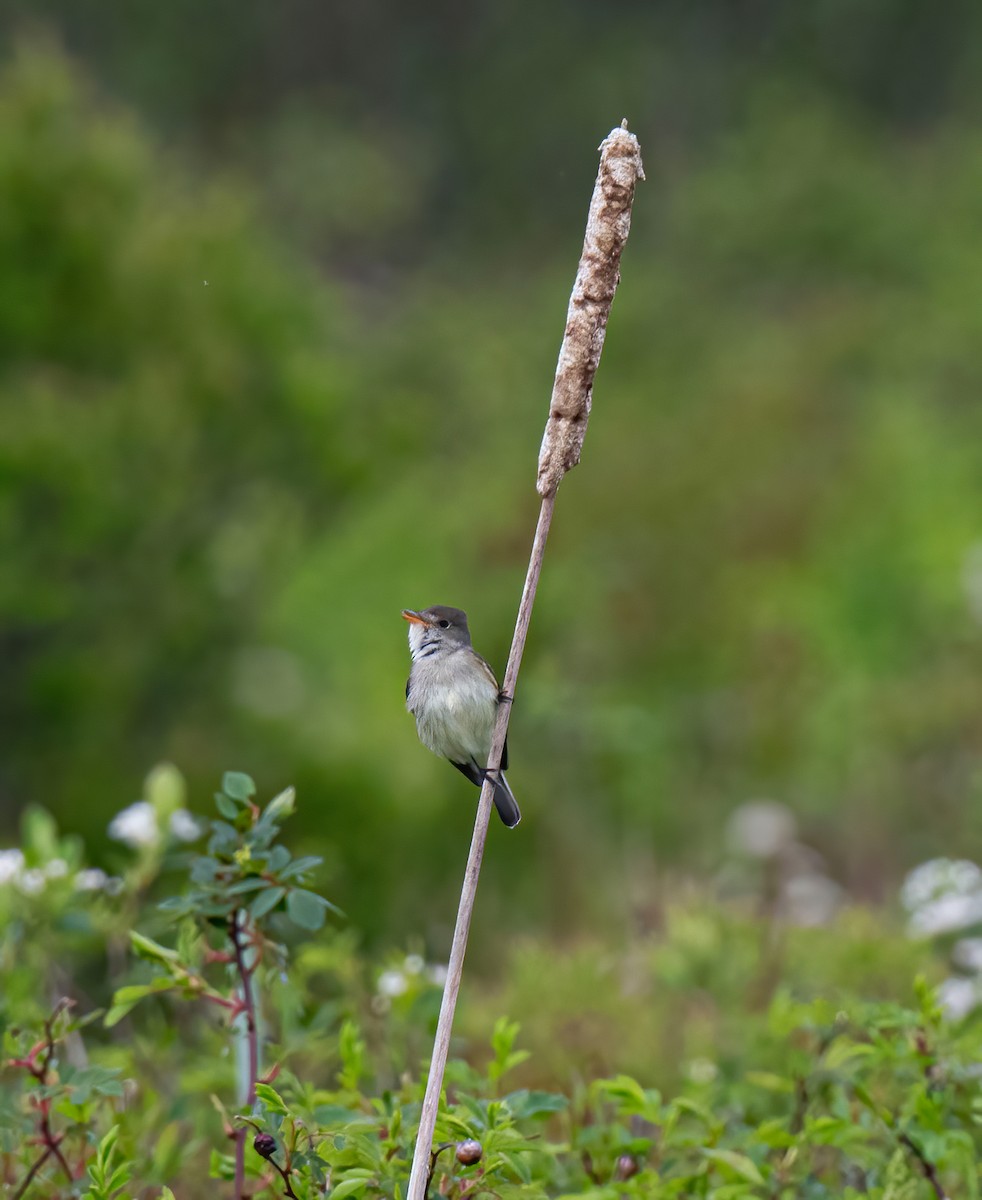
492,772,521,828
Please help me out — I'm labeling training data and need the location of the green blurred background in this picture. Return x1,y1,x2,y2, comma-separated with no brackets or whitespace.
4,1,982,955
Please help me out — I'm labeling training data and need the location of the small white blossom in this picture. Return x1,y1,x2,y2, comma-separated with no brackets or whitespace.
44,858,69,879
17,868,47,896
727,801,796,859
377,969,409,998
109,801,160,849
404,954,425,976
784,872,842,927
901,859,982,912
908,892,982,938
938,976,981,1021
953,938,982,973
428,963,449,987
74,868,110,891
686,1057,719,1084
169,809,203,842
0,848,25,886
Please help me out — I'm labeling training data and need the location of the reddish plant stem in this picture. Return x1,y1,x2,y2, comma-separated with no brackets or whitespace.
898,1133,948,1200
11,1001,76,1199
267,1154,300,1200
11,1146,55,1200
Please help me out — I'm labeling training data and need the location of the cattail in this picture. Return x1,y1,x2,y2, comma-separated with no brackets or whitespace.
406,124,642,1200
537,122,644,498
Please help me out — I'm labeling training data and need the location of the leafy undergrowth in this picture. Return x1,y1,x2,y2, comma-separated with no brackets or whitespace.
1,773,980,1198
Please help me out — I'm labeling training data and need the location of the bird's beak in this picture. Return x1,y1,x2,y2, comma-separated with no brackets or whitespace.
402,610,429,626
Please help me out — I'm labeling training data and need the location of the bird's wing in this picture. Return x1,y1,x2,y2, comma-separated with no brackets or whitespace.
450,760,484,787
405,675,412,700
473,651,500,691
474,652,508,768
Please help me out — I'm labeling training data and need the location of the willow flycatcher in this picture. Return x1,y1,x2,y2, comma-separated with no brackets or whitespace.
402,605,520,828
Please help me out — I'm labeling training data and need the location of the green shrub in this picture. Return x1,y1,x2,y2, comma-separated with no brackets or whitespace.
2,769,980,1198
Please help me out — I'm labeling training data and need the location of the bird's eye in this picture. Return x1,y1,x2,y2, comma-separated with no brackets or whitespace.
438,619,450,629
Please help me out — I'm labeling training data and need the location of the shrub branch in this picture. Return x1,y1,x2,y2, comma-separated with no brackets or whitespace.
405,122,643,1200
230,910,260,1200
11,1000,77,1199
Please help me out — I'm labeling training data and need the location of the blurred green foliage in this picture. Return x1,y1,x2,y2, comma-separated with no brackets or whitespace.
2,785,981,1198
3,6,982,954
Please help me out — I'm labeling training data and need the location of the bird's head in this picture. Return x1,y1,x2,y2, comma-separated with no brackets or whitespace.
402,605,472,653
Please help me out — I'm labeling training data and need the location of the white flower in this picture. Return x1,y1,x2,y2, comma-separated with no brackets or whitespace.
784,872,842,927
17,868,47,896
686,1057,719,1084
108,801,160,849
727,801,796,859
169,809,203,842
938,976,981,1021
901,859,982,912
427,963,449,987
953,938,982,973
44,858,69,879
0,848,25,886
901,859,982,938
404,954,425,976
907,892,982,938
377,969,409,998
74,868,110,891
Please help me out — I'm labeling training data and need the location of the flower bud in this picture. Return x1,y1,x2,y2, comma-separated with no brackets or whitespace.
455,1139,483,1165
615,1155,639,1180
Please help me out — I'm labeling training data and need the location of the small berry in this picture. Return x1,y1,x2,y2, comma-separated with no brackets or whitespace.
253,1133,277,1160
455,1139,483,1165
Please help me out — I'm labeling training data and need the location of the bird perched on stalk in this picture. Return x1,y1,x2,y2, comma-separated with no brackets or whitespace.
402,605,520,828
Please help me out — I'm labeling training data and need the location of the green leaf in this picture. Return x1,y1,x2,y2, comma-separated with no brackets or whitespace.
223,877,267,895
129,930,180,964
280,854,324,879
267,845,291,873
222,772,256,801
255,1082,289,1114
287,888,329,930
262,786,295,824
105,978,176,1027
745,1071,795,1094
702,1148,765,1185
329,1179,370,1199
215,793,240,820
251,886,287,919
504,1089,569,1119
21,805,60,861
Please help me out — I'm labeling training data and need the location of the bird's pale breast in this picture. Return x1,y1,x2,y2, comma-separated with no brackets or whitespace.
408,651,498,764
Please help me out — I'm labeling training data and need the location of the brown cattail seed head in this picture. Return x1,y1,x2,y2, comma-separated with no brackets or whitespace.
455,1140,483,1166
615,1155,639,1180
253,1133,277,1160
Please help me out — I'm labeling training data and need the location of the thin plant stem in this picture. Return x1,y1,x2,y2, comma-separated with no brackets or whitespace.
11,1000,76,1198
405,122,643,1200
407,495,554,1200
899,1133,948,1200
230,910,260,1200
11,1146,55,1200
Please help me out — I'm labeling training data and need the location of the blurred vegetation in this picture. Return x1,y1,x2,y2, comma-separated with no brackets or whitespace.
2,782,982,1197
3,4,982,959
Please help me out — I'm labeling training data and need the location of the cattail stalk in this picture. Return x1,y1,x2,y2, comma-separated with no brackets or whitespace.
406,122,643,1200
